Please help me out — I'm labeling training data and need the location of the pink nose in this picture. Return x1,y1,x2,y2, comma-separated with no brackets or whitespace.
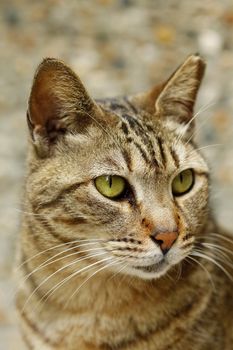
150,231,178,254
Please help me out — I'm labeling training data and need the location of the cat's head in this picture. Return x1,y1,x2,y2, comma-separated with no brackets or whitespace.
26,54,209,280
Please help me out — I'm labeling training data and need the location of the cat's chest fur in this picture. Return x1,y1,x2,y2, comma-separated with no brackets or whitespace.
18,261,230,350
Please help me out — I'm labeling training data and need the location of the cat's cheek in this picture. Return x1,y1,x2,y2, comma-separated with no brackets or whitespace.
174,176,209,229
166,246,187,266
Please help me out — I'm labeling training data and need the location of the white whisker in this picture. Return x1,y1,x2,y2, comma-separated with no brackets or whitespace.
39,256,112,309
107,260,129,283
21,251,107,312
202,242,233,256
174,100,215,146
207,233,233,245
17,246,103,292
16,238,104,271
187,143,221,159
193,247,233,269
186,255,216,291
190,251,233,282
201,242,233,259
65,258,123,308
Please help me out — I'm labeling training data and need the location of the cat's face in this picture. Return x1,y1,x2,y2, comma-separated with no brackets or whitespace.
26,54,209,280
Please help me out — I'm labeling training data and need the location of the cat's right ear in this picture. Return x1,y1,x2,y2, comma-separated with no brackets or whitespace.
131,54,206,137
27,58,104,157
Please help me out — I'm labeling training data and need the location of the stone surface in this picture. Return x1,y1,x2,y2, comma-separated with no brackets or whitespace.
0,0,232,348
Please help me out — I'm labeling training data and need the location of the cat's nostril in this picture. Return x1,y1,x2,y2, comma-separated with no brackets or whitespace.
150,231,178,255
150,236,163,246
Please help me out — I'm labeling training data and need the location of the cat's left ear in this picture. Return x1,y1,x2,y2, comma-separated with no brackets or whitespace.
133,54,206,129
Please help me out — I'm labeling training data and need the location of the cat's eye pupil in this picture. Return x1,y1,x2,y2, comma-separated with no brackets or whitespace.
108,176,112,188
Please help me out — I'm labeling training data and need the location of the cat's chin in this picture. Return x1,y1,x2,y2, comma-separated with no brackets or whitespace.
123,260,171,280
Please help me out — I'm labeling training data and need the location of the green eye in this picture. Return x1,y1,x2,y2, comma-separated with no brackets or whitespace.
95,175,126,199
172,169,194,196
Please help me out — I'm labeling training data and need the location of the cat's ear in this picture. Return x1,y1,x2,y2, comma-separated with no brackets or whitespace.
27,58,103,156
133,54,206,130
155,54,206,123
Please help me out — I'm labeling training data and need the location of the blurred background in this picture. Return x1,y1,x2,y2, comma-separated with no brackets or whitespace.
0,0,233,348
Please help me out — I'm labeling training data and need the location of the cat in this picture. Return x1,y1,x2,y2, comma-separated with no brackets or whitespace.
16,54,233,350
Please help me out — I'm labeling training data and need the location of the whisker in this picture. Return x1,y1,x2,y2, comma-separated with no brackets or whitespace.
17,246,104,291
38,256,112,310
64,258,123,308
184,111,216,147
107,260,130,283
175,262,183,282
21,251,107,312
193,101,216,119
201,242,233,259
11,246,104,304
207,233,233,245
193,247,233,269
186,144,222,159
190,251,233,282
201,242,233,255
174,100,215,146
185,255,216,291
16,238,104,271
165,271,175,283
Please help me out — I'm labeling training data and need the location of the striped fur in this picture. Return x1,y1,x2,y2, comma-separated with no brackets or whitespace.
16,55,233,349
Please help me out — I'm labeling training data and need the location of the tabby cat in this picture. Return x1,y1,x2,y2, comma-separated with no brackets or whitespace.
16,54,233,349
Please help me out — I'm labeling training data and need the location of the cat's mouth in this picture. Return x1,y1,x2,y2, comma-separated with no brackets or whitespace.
133,259,167,273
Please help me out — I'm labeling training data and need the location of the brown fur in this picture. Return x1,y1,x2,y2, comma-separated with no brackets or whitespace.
16,55,233,349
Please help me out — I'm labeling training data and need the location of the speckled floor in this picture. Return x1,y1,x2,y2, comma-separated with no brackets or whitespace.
0,0,233,348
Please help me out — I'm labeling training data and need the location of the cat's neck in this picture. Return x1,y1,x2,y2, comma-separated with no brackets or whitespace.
47,257,213,315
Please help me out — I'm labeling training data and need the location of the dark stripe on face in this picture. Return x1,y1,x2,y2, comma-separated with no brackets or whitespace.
157,137,166,165
57,181,86,199
108,100,129,113
148,143,159,168
53,216,87,226
122,113,139,131
170,147,180,168
122,149,132,172
144,123,154,133
133,141,150,163
33,215,70,244
32,181,85,213
99,97,161,169
121,114,160,168
124,97,138,114
32,197,60,213
182,233,193,241
121,121,129,135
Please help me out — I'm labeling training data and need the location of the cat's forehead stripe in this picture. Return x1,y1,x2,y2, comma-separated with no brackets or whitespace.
97,97,181,170
170,147,180,168
156,136,167,166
